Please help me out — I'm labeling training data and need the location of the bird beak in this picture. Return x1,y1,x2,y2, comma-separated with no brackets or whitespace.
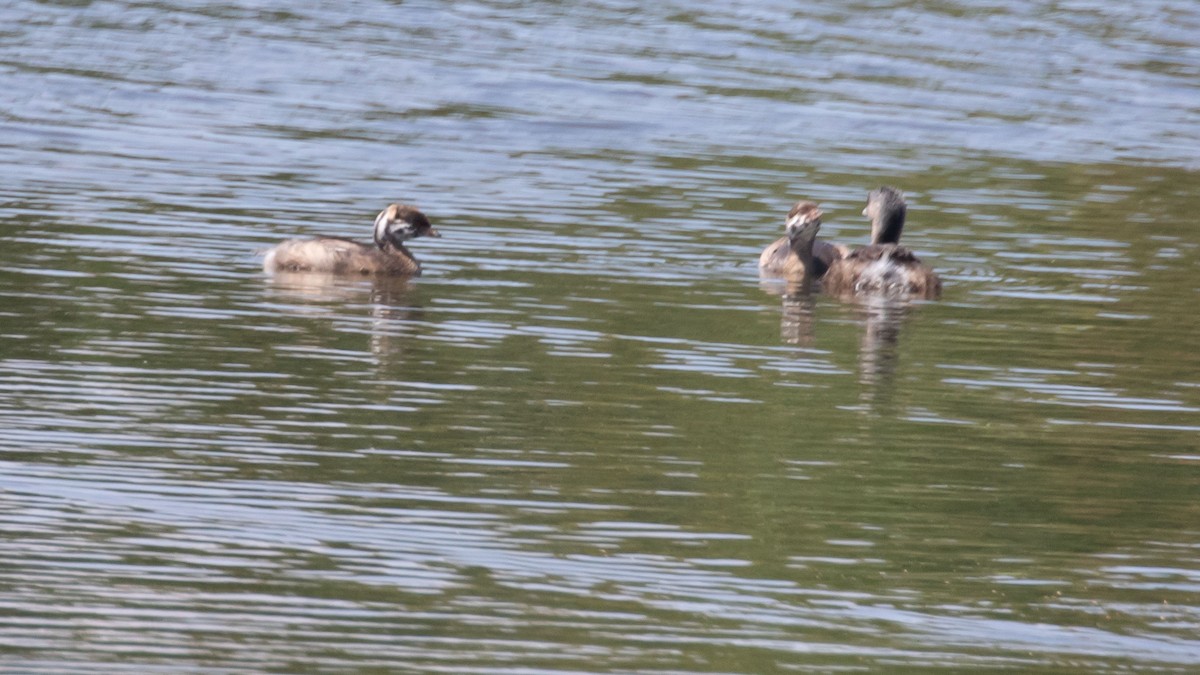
426,228,442,238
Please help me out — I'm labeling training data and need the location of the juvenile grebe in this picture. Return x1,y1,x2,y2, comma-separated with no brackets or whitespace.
262,204,440,276
822,187,941,299
759,201,850,278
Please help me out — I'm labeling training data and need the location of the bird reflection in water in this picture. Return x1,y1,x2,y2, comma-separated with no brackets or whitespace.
262,272,424,366
774,279,818,347
853,294,910,409
766,279,916,410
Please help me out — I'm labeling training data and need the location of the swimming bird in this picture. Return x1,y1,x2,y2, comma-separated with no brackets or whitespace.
821,187,941,299
262,203,440,276
759,201,849,279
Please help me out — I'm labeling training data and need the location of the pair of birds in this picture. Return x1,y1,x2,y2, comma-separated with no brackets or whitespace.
758,187,941,299
262,186,939,299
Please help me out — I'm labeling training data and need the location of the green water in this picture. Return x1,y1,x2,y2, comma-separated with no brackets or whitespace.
2,1,1199,671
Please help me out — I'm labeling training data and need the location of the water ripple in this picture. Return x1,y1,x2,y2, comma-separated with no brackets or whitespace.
3,1,1200,671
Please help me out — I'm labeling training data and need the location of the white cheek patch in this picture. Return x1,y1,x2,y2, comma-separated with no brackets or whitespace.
787,215,820,235
388,224,416,242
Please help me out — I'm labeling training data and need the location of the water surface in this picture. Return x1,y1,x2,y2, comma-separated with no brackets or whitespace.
2,1,1200,671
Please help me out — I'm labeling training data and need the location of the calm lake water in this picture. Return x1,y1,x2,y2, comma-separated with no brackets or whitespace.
3,1,1200,672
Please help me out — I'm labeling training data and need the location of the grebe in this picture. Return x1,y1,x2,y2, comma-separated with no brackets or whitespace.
759,201,849,278
262,203,440,276
822,187,940,299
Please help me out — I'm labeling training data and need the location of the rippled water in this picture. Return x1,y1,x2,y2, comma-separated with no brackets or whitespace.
3,1,1200,671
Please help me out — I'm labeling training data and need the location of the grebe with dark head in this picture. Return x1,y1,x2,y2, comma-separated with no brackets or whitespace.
759,201,850,279
262,203,441,276
821,187,941,299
